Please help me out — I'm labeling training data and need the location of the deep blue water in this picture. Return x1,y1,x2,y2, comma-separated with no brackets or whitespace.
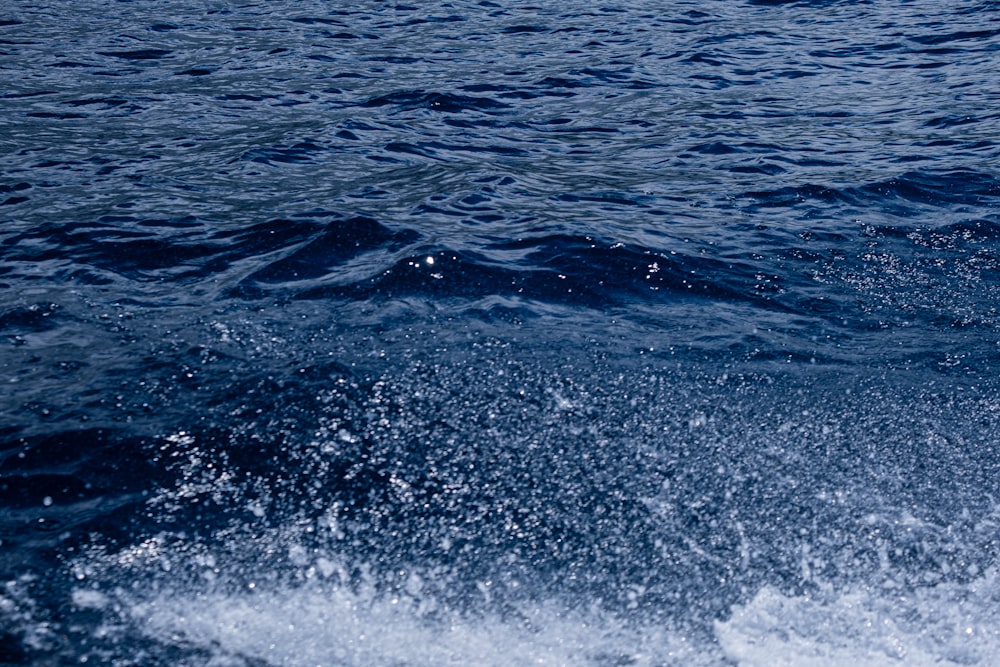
2,1,1000,665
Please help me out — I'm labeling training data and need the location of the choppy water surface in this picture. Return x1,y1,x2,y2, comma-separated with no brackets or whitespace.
2,1,1000,665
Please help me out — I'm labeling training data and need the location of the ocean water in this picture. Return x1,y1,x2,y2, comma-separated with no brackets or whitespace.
2,0,1000,664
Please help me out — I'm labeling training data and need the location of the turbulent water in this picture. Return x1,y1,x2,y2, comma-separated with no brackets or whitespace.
2,1,1000,665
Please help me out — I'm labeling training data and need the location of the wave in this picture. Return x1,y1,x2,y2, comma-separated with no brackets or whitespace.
8,556,1000,666
7,373,999,651
4,355,999,665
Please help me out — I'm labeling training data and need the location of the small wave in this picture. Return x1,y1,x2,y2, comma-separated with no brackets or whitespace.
361,91,511,114
95,49,173,60
855,170,1000,209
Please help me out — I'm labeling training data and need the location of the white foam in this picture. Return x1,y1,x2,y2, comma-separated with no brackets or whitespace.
119,579,712,667
96,570,1000,667
59,551,1000,667
715,571,1000,667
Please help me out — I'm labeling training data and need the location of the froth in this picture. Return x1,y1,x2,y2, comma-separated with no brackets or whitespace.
716,571,1000,667
117,580,710,667
71,568,1000,667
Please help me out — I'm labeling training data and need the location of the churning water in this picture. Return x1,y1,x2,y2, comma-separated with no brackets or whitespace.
2,1,1000,665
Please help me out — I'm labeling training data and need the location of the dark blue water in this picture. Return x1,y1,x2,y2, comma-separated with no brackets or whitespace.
3,1,1000,664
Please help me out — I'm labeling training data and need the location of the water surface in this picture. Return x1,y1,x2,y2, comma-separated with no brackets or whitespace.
2,1,1000,665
